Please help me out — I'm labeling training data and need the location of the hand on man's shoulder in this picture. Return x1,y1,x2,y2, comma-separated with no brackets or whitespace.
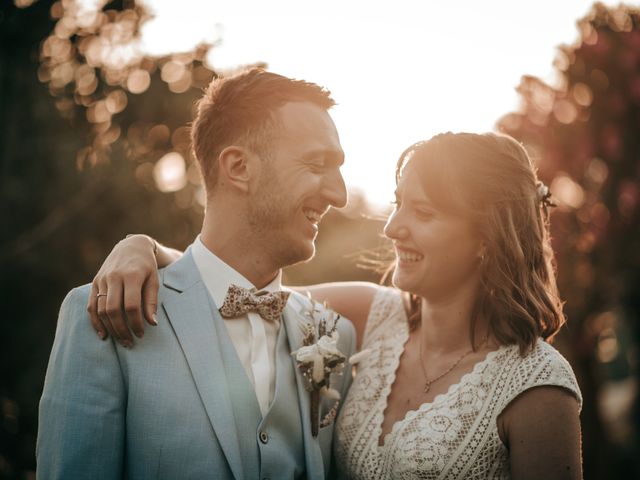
57,284,110,343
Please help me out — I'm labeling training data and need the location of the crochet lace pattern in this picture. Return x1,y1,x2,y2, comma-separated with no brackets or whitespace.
335,287,582,479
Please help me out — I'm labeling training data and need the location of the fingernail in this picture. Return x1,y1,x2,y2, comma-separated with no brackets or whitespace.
97,331,105,340
151,314,158,326
122,341,133,349
135,330,144,339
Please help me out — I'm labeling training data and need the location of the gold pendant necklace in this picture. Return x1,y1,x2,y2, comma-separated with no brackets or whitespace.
419,335,488,394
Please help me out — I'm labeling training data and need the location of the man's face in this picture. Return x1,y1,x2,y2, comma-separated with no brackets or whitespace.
247,101,347,267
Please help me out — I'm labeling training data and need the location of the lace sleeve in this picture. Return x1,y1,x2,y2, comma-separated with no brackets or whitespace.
361,287,407,349
497,340,583,416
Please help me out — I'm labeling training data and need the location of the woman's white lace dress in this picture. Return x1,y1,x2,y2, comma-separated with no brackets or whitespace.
335,287,582,479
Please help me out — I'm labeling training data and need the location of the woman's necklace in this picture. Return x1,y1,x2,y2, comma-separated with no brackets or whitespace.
418,335,488,394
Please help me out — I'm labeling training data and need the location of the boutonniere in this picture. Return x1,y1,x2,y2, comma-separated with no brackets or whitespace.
291,299,347,437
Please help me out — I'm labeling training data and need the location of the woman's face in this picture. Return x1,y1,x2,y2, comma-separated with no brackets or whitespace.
384,160,483,301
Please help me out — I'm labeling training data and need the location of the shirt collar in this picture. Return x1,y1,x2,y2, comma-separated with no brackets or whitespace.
191,235,283,307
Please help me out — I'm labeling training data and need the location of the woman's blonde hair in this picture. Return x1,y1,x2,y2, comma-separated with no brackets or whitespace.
396,132,564,354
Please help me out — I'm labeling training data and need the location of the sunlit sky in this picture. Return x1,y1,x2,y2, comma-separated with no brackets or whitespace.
137,0,625,207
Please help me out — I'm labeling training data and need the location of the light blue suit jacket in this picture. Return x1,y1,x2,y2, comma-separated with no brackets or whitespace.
37,249,356,479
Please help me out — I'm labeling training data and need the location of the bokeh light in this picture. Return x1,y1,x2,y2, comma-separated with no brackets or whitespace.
153,152,187,192
5,1,640,478
551,174,585,210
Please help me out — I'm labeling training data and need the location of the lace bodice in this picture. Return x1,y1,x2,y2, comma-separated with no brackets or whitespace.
335,287,582,480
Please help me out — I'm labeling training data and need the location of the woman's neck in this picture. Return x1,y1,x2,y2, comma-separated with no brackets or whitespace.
418,282,489,354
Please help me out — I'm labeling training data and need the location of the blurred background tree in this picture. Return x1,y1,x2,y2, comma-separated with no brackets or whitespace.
1,1,208,476
0,1,382,477
2,0,639,478
499,3,640,478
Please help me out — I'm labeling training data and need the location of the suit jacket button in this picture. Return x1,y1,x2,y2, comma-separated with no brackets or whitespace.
259,431,268,444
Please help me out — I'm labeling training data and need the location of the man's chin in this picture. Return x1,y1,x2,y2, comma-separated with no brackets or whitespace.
281,242,316,267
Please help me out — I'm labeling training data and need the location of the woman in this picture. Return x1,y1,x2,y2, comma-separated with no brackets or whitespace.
89,132,582,479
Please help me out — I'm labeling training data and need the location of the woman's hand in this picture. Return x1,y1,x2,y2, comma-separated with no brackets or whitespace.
87,235,167,347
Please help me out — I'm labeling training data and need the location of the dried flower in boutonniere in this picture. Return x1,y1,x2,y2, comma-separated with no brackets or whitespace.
291,298,347,437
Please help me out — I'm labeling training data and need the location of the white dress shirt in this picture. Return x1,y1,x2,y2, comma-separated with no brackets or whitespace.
191,236,282,417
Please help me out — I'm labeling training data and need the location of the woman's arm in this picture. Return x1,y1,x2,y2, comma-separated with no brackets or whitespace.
290,282,381,349
498,386,583,479
87,236,383,350
87,234,182,346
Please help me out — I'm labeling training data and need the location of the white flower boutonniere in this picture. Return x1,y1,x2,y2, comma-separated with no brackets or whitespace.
291,298,347,437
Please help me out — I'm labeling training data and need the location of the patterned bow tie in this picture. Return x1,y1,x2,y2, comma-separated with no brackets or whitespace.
219,284,290,323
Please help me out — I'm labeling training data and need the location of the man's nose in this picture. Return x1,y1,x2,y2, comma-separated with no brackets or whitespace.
323,168,348,209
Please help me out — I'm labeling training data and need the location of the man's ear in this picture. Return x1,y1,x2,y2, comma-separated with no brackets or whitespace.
217,146,254,193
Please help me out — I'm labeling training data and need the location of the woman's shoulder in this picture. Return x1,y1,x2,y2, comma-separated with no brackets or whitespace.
370,284,404,304
529,340,579,384
368,286,407,318
531,338,574,364
498,339,582,411
362,286,408,346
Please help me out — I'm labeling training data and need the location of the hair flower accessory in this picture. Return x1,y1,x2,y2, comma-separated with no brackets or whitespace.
536,181,557,209
291,297,346,436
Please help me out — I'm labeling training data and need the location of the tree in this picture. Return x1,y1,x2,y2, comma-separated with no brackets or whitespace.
1,2,382,477
498,4,640,478
1,0,216,475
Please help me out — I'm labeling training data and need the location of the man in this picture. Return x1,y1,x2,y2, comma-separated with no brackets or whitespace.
37,69,357,479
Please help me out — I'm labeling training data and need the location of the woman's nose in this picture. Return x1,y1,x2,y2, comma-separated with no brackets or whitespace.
383,209,409,240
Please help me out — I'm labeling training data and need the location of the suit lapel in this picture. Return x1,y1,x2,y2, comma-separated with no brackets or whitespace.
162,250,244,480
283,294,325,480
